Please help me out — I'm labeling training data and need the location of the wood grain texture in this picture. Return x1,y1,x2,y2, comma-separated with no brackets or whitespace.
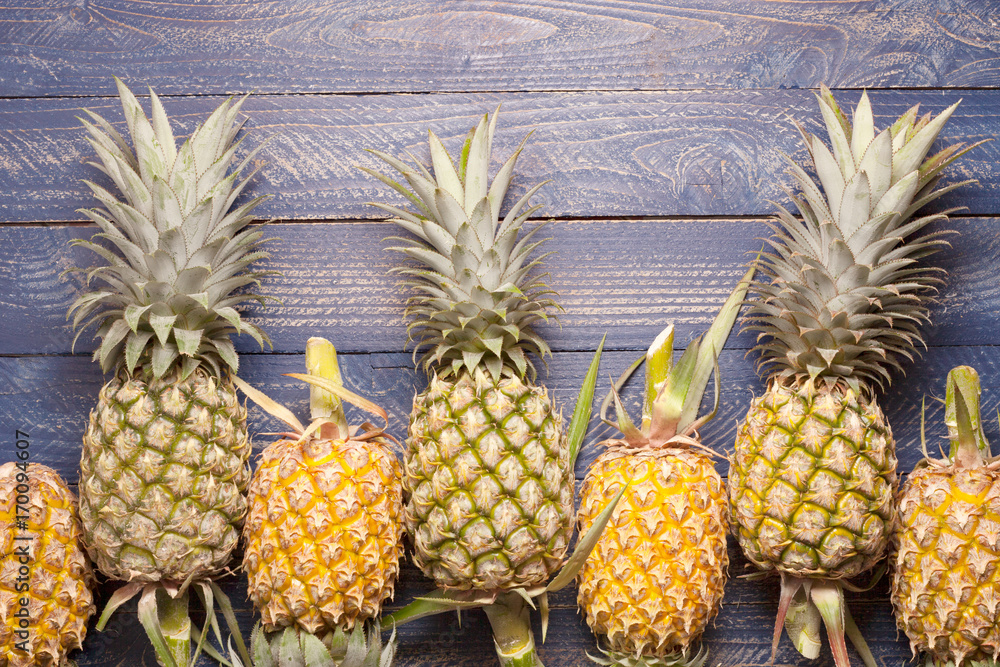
4,4,999,664
6,217,999,357
4,343,998,483
1,1,999,97
66,543,912,666
0,90,996,223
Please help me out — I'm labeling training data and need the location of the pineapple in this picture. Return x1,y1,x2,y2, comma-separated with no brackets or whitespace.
892,366,1000,666
241,337,404,636
363,110,575,665
364,110,564,588
577,267,752,666
0,462,95,667
68,78,271,665
729,86,982,667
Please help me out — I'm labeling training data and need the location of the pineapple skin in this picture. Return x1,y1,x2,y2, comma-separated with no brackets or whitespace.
729,380,897,578
892,464,1000,664
79,368,251,582
0,462,95,667
577,447,728,657
243,435,404,633
405,369,572,591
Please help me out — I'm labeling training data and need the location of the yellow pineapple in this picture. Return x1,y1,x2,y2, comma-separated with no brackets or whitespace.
579,448,725,663
239,337,403,657
892,366,1000,666
577,268,751,666
0,462,95,667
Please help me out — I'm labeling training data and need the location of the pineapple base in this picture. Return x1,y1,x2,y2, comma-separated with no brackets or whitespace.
893,463,1000,665
0,462,95,667
404,369,572,591
79,368,250,583
243,435,404,633
729,379,897,579
577,446,728,658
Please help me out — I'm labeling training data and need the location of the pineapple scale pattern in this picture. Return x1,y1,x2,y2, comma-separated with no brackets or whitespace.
79,370,250,582
405,370,572,591
244,436,404,633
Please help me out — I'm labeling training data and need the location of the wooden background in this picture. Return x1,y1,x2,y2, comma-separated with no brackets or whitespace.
2,1,999,665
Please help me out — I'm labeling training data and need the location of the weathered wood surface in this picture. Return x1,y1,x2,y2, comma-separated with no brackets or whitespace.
5,217,999,356
5,344,999,483
3,2,1000,665
2,1,999,97
1,90,997,223
70,544,910,666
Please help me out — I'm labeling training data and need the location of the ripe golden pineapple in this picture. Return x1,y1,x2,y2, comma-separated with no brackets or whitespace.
68,78,272,664
578,269,751,666
579,449,725,662
729,86,982,667
0,462,95,667
892,366,1000,666
364,110,574,665
242,337,404,635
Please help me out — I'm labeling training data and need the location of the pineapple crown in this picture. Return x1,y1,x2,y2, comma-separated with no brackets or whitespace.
231,623,395,667
746,85,983,389
67,78,273,381
603,265,753,448
362,108,557,382
919,365,994,469
233,337,397,452
588,643,708,667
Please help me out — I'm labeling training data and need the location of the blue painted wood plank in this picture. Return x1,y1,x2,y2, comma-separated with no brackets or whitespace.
1,1,998,97
0,90,994,223
3,217,996,357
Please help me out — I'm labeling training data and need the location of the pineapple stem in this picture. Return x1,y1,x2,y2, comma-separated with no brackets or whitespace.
306,336,348,440
159,590,191,667
810,583,850,667
810,581,877,667
136,586,190,667
946,365,991,467
776,575,821,661
482,592,545,667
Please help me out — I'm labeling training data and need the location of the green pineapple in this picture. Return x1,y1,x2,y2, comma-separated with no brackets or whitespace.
68,78,271,666
364,110,567,594
729,86,982,667
364,110,614,667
